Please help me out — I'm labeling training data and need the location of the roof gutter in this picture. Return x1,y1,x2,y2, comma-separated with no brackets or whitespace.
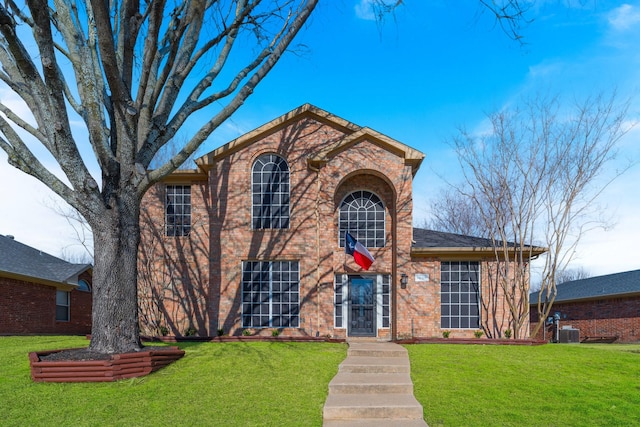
411,246,548,259
0,271,79,291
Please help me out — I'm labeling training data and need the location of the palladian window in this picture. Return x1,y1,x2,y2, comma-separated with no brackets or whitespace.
338,190,385,248
252,154,290,229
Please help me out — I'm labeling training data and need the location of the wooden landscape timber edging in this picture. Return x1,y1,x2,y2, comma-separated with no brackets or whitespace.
29,347,185,383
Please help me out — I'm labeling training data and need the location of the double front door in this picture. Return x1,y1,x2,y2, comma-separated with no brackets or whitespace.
348,277,376,337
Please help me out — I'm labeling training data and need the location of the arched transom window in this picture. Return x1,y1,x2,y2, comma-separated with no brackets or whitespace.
339,190,385,248
252,154,290,229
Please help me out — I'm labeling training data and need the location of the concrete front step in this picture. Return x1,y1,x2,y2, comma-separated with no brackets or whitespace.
339,356,410,374
323,393,424,420
347,345,408,358
324,419,429,427
329,372,414,394
323,342,427,426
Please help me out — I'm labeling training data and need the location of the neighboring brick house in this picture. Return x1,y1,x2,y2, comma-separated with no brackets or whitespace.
0,234,92,335
530,269,640,343
139,104,544,339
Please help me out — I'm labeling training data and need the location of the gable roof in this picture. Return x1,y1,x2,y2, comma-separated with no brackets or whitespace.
195,104,425,175
0,234,91,288
530,269,640,304
411,228,547,259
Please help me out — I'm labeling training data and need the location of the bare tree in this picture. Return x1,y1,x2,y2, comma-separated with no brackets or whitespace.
448,93,630,339
0,0,318,354
556,266,591,285
425,187,495,238
46,198,94,262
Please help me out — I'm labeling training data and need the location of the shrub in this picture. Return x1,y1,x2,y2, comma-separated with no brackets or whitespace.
271,330,280,337
242,329,252,336
217,328,225,337
442,330,451,338
504,329,512,339
184,326,197,336
474,330,484,338
159,326,169,336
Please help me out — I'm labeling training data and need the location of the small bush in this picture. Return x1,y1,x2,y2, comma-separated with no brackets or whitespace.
504,329,512,339
185,326,197,336
242,329,252,336
159,326,169,336
474,330,484,338
217,328,225,337
442,330,451,338
271,330,280,337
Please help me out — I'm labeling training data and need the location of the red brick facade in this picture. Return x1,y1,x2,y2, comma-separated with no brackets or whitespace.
0,271,92,335
530,296,640,343
138,105,528,339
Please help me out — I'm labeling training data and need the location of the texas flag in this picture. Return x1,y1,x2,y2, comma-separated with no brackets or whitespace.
345,232,375,271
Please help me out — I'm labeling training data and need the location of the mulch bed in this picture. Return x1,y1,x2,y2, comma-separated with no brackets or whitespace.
396,337,547,345
39,346,180,362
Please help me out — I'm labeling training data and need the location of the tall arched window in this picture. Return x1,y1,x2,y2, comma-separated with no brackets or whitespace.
252,154,290,229
339,190,385,248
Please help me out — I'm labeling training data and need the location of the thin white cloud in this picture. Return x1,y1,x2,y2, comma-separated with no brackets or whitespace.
0,153,83,259
608,3,640,31
354,0,376,21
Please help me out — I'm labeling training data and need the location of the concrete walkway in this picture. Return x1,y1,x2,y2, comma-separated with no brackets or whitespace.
323,341,428,427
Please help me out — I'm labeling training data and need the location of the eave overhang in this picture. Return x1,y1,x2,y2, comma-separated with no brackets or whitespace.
0,271,79,291
411,246,548,260
307,127,425,176
530,291,640,305
194,104,425,176
195,104,361,170
162,169,208,183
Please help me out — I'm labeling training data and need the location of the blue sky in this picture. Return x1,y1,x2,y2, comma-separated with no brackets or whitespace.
1,0,639,276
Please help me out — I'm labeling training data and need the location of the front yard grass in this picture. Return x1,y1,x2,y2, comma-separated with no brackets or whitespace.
0,336,346,426
3,337,640,426
407,343,640,427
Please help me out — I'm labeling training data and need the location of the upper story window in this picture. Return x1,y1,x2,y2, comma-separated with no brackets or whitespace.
252,154,290,229
77,279,91,292
166,185,191,236
339,190,385,248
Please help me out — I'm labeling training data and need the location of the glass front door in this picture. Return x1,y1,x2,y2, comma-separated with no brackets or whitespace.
348,277,376,337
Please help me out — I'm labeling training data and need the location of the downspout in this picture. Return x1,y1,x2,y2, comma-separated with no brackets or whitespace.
308,162,322,337
391,198,398,341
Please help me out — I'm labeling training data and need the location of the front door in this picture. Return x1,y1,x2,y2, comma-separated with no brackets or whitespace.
348,277,376,337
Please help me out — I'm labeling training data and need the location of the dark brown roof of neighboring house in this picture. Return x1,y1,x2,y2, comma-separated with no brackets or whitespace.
412,228,496,248
411,228,547,258
530,269,640,304
0,234,91,286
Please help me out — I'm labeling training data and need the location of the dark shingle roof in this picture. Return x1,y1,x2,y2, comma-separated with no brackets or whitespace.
530,269,640,304
0,234,90,284
412,228,496,248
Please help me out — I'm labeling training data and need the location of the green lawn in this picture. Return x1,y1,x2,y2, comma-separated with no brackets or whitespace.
407,343,640,427
3,337,640,426
0,336,346,427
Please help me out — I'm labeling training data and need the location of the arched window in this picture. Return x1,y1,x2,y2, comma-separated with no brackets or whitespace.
252,154,290,229
77,279,91,292
339,190,385,248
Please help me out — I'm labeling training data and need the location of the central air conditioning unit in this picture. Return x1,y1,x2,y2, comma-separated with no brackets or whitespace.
558,327,580,343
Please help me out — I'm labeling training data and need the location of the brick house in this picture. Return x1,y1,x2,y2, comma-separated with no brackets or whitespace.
0,234,92,335
139,104,543,339
530,269,640,343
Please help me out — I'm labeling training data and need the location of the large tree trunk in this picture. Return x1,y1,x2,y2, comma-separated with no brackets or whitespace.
88,191,143,354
